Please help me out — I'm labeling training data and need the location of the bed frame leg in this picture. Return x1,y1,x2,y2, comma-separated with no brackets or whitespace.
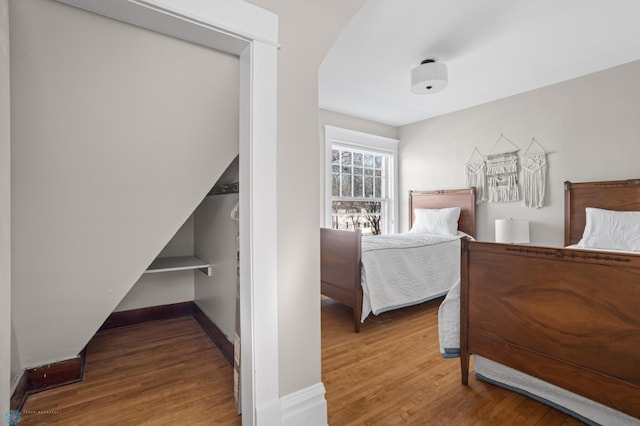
354,285,362,333
460,238,470,385
461,351,469,385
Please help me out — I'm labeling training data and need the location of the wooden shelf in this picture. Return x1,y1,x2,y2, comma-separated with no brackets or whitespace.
144,256,212,276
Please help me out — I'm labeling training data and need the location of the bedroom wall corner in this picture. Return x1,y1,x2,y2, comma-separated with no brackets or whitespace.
247,0,368,402
193,193,240,342
10,0,239,371
114,216,197,312
1,0,10,417
398,59,640,246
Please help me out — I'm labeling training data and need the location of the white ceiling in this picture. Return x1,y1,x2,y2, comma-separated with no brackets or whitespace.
319,0,640,127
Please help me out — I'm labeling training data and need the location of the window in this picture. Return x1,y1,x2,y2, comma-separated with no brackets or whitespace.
324,126,399,235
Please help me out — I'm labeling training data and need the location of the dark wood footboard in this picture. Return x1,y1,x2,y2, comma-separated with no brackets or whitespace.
320,228,362,332
460,239,640,419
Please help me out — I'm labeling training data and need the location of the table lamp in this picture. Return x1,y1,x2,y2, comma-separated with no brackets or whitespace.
495,218,530,244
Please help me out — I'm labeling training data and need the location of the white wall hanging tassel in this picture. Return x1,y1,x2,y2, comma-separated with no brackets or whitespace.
521,138,548,208
486,134,521,202
487,151,520,202
464,147,487,203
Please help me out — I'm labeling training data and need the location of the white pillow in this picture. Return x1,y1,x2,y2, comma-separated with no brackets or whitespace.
410,207,461,237
576,207,640,252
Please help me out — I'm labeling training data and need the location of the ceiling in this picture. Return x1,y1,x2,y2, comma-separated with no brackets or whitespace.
319,0,640,127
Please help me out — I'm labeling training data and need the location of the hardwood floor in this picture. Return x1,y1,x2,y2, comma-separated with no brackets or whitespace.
321,296,584,426
18,299,584,425
19,317,241,425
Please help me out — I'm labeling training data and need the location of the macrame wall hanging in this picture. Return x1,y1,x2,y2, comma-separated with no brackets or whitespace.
486,134,520,203
464,135,551,207
520,138,548,208
464,147,487,203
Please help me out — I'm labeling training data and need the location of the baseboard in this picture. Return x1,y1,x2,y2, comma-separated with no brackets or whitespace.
10,350,86,411
9,371,28,411
191,303,234,365
99,301,193,330
280,382,328,426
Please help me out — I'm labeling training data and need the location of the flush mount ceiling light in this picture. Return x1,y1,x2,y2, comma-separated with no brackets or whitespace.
411,59,448,94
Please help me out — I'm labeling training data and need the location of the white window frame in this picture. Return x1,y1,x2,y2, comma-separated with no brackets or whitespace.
324,125,399,234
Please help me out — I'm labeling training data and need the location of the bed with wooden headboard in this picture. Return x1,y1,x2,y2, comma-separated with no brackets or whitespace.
321,187,476,332
459,179,640,422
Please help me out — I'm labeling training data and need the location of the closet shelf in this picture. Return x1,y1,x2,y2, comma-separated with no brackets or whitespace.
144,256,212,276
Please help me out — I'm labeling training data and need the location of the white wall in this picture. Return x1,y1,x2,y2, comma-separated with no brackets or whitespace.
400,59,640,246
117,189,241,338
320,109,399,140
114,217,197,312
0,0,11,416
247,0,368,396
194,193,240,341
11,0,238,370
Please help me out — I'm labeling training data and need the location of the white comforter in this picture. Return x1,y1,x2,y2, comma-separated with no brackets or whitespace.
360,232,462,322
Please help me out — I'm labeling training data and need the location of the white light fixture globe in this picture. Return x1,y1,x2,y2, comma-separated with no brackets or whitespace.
411,59,448,94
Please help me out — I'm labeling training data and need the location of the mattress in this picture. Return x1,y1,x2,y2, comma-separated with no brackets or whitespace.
360,232,462,322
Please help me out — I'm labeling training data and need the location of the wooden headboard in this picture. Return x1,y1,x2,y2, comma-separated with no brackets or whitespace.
409,187,477,238
564,178,640,246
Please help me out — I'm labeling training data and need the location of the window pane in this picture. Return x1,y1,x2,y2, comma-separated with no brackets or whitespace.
341,173,352,196
332,149,340,165
341,151,352,165
332,172,340,196
364,154,374,168
354,175,363,197
329,143,394,235
364,176,373,197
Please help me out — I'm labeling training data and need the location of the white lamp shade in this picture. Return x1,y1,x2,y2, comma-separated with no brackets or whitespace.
495,218,530,244
411,60,448,94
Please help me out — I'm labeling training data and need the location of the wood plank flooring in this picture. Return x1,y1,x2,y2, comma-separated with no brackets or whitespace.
321,296,583,425
19,317,241,425
19,299,584,425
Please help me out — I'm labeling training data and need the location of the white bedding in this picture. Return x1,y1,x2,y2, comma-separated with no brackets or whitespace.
438,281,639,426
360,232,462,322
